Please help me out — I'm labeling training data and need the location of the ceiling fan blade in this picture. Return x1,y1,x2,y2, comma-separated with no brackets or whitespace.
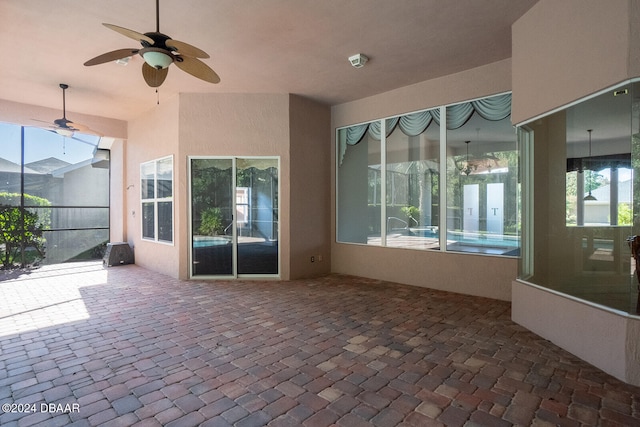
71,135,100,146
174,56,220,84
57,123,102,137
142,62,169,87
103,23,154,45
52,118,101,135
66,121,89,131
66,124,103,136
45,129,99,142
71,126,103,137
165,39,210,58
84,49,139,66
30,119,52,125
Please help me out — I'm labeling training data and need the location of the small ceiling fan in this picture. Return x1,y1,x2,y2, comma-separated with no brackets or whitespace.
33,84,97,137
84,0,220,88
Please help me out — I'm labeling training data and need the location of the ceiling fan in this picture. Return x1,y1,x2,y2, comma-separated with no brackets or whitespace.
84,0,220,87
33,84,97,137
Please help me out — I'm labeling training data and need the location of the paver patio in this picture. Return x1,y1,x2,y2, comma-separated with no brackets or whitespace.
1,262,639,426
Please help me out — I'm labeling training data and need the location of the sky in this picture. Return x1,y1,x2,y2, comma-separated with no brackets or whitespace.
0,121,99,166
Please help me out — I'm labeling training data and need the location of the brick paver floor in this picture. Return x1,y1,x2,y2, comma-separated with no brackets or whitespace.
1,261,639,426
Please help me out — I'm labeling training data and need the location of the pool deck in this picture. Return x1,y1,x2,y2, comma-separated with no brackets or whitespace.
1,261,639,426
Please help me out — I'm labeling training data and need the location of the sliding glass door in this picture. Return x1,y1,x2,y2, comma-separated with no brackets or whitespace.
235,158,279,275
189,157,279,278
190,158,234,276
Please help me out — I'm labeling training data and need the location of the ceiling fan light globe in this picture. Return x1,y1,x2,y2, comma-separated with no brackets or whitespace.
142,49,173,69
55,128,74,137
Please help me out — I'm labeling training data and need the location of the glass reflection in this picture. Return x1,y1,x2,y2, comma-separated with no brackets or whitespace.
519,81,638,313
236,158,279,275
190,158,233,276
337,127,381,245
446,114,519,256
385,111,440,250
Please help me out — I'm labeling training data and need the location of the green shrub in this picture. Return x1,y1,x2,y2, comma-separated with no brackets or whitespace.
618,203,632,226
0,206,46,268
198,207,224,236
401,205,420,226
0,192,50,268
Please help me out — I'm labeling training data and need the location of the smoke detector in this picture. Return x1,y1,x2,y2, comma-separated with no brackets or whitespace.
348,53,369,68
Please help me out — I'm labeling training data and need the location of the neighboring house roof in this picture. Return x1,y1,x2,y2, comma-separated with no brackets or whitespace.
0,157,41,175
586,179,632,203
1,154,105,179
51,158,92,177
25,157,71,174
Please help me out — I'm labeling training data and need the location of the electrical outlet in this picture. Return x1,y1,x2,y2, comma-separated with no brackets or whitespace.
311,256,315,262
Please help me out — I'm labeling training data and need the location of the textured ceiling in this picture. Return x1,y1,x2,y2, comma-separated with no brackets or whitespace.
1,0,538,122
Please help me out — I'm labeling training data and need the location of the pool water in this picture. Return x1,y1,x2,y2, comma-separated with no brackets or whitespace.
192,236,232,248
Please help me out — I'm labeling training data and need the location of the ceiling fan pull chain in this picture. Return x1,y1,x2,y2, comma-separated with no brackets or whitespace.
156,88,160,105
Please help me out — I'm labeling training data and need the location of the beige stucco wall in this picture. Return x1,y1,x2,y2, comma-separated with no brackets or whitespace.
289,95,332,278
331,60,516,302
511,0,640,386
334,244,516,301
109,139,126,243
0,99,127,139
512,282,640,384
125,92,330,280
332,59,512,129
511,0,635,124
126,95,181,278
178,93,291,280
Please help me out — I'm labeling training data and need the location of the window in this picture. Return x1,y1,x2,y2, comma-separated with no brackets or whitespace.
236,187,250,225
337,123,382,245
337,113,440,249
565,112,633,227
445,103,518,255
386,112,440,250
518,80,638,313
141,156,173,243
337,93,518,257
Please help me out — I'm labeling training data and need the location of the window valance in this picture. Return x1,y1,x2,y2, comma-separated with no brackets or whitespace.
567,154,631,173
338,94,511,164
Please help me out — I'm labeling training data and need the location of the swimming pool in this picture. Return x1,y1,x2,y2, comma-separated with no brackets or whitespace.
410,228,520,248
192,236,232,248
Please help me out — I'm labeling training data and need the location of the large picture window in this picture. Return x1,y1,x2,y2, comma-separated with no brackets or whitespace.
445,100,518,255
337,93,518,257
141,156,173,243
518,80,638,314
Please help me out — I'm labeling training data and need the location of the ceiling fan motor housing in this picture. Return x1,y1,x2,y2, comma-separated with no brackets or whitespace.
141,32,174,69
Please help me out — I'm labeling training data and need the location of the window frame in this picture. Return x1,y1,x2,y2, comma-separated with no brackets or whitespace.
335,92,518,258
140,155,174,245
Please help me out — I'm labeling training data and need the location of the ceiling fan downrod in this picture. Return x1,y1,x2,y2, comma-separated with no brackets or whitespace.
60,83,68,119
155,0,160,33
